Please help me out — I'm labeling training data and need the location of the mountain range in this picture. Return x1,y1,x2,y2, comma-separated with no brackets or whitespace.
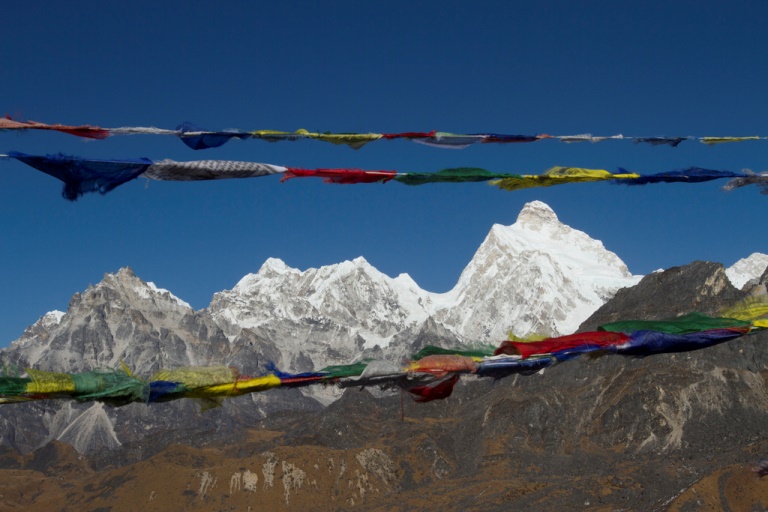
0,201,767,510
2,201,640,412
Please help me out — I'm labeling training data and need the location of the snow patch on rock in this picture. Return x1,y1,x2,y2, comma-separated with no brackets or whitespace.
726,253,768,289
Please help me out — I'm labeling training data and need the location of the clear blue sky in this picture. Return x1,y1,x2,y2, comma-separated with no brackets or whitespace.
1,1,767,346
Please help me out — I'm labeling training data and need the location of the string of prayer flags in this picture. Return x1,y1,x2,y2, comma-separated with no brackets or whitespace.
0,299,765,408
3,115,768,150
4,153,767,200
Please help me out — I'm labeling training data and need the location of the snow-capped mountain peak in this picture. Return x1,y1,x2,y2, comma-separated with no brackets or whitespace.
726,252,768,290
514,199,560,230
433,201,640,339
496,202,632,277
259,257,295,275
210,256,433,353
233,258,299,294
5,267,213,372
41,310,65,328
94,267,193,312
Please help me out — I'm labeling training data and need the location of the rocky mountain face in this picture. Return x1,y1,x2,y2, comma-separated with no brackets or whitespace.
0,268,323,454
1,260,767,511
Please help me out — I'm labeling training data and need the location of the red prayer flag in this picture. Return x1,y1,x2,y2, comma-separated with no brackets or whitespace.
494,331,630,358
0,116,110,140
407,374,460,402
281,168,397,184
380,131,436,140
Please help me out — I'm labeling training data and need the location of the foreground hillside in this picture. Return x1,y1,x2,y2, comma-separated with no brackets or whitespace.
0,261,767,510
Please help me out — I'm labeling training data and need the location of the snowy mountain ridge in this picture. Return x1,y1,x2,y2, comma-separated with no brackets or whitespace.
13,201,766,378
204,201,643,371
